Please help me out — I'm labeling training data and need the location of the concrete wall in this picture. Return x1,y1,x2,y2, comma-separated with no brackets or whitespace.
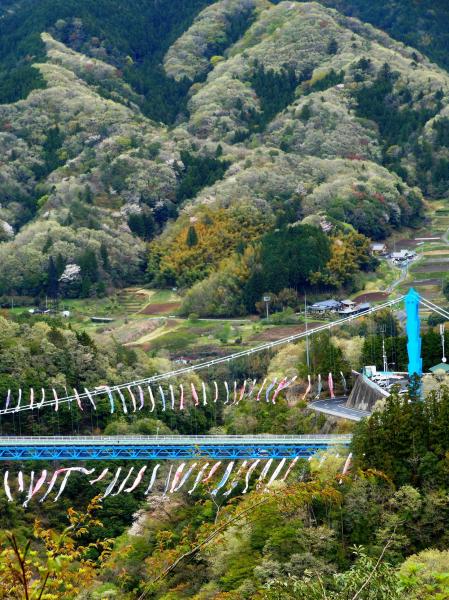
346,374,389,412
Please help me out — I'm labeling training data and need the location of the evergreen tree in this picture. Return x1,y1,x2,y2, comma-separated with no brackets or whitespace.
186,225,199,247
327,37,338,54
46,256,59,299
100,242,110,271
79,249,99,282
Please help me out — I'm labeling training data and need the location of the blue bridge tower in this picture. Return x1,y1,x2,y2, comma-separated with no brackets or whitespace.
405,288,422,377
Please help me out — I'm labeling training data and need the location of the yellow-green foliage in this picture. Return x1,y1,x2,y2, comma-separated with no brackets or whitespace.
149,205,270,287
399,549,449,598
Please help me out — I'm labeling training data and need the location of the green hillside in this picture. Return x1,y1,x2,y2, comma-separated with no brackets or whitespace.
0,0,448,312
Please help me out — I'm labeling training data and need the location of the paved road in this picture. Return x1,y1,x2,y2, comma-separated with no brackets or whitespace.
309,397,370,422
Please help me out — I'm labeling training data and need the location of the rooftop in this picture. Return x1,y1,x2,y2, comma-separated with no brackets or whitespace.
429,363,449,373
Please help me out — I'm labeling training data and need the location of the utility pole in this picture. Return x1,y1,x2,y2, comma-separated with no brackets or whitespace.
380,325,388,372
305,291,310,369
441,323,447,363
263,295,271,321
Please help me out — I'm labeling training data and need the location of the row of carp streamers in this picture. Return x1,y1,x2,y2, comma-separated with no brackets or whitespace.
2,372,347,414
2,454,353,506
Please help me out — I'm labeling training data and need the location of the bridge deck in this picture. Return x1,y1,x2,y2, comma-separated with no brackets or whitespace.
0,435,352,460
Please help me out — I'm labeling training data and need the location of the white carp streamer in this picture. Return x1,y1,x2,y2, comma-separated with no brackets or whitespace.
127,386,137,412
315,374,322,400
144,464,160,494
74,388,83,411
163,465,173,497
40,469,67,503
4,471,13,502
170,384,175,410
174,462,197,492
29,388,34,410
339,452,352,485
223,460,248,497
106,387,115,413
267,458,286,486
211,462,234,496
84,387,97,410
148,385,155,412
257,459,273,487
5,389,11,411
38,388,45,409
117,388,128,414
242,460,261,493
52,388,59,412
340,371,347,394
282,456,299,481
23,471,35,507
113,467,135,496
213,381,219,402
202,381,207,406
328,372,335,399
179,384,184,410
159,386,166,411
18,471,24,492
14,389,22,412
138,385,145,410
188,463,210,494
24,470,47,507
125,466,147,493
224,381,230,404
103,467,122,498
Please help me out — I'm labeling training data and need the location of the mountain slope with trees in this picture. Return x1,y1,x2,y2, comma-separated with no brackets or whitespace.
0,0,448,310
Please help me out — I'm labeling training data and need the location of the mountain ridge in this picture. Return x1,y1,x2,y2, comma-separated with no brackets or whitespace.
0,0,448,310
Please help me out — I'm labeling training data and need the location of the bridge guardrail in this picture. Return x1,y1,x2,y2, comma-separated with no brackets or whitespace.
0,434,352,445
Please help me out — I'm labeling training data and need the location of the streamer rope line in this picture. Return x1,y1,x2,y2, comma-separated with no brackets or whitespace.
0,297,404,415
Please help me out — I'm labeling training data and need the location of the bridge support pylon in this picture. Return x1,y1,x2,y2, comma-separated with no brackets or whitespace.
405,288,422,378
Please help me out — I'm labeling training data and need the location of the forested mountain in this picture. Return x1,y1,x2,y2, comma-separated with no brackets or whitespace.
0,0,448,310
316,0,449,73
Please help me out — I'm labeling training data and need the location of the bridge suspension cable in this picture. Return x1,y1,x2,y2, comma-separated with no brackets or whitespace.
419,297,449,321
0,295,404,415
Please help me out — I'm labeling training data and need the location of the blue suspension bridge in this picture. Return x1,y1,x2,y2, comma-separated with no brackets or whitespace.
0,288,434,461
